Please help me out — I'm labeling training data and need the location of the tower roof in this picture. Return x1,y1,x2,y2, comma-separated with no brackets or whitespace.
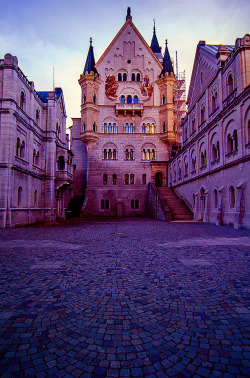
161,40,174,75
150,20,161,54
84,38,98,75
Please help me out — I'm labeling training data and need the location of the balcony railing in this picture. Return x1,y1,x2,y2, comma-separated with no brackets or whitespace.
115,103,143,116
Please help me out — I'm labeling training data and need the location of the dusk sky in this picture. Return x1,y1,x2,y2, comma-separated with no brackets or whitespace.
0,0,249,128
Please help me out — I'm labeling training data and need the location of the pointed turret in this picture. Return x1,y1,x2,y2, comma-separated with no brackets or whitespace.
84,38,98,75
151,20,161,53
161,40,174,75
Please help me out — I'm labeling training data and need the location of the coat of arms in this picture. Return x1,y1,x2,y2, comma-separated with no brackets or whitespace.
139,75,153,100
105,75,119,100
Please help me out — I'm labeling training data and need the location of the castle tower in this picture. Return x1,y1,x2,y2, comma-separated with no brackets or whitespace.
79,38,102,148
156,40,177,155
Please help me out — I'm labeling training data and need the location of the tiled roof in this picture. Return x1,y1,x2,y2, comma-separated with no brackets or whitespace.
200,44,234,56
36,88,62,103
161,40,174,75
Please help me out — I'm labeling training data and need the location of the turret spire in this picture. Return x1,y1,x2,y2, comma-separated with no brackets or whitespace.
84,38,98,75
161,39,174,75
150,20,161,54
126,7,132,21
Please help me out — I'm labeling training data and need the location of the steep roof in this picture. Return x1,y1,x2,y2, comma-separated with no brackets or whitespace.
84,38,98,74
37,88,63,103
150,21,161,54
161,40,174,75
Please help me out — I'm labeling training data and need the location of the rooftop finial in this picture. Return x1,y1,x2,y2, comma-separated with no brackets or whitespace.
90,37,92,45
126,7,132,21
165,39,168,46
153,19,156,33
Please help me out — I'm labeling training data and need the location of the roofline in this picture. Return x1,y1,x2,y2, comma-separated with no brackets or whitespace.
95,18,163,70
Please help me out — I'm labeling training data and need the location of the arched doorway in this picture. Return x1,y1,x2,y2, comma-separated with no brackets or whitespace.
155,172,163,187
200,187,206,220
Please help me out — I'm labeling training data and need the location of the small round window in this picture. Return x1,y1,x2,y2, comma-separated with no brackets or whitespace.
127,59,131,64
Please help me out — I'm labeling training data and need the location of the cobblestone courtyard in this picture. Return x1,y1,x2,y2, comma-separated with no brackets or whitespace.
0,219,250,377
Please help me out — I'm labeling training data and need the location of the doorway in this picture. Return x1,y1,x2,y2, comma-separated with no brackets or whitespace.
155,172,163,187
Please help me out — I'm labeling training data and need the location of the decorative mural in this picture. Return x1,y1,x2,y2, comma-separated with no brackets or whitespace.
139,75,153,100
105,75,119,99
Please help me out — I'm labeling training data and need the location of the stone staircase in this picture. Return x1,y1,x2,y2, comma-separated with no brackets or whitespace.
158,187,193,221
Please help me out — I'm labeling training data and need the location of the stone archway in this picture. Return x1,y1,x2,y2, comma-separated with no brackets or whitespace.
155,172,163,187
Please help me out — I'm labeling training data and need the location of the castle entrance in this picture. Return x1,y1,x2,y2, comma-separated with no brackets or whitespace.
155,172,163,187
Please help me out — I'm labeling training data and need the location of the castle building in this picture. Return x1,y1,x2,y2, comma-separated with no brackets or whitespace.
71,9,185,217
168,34,250,229
0,53,73,227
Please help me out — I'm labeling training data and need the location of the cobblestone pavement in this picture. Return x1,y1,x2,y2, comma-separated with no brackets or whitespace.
0,218,250,378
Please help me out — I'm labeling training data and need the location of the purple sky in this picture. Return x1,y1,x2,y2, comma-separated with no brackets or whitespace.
0,0,249,128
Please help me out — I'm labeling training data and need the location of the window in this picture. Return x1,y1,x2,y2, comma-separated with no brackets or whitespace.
125,123,129,133
130,123,133,133
131,73,135,81
121,95,125,104
16,138,20,156
191,156,196,172
103,174,107,185
136,73,140,82
227,74,234,95
184,125,188,141
212,89,218,112
184,162,188,177
103,149,107,159
84,94,86,103
162,95,166,105
20,141,25,159
227,130,238,154
142,124,146,133
125,123,133,133
112,174,117,185
101,199,109,210
130,174,134,185
212,142,220,162
229,186,235,208
35,109,40,125
104,122,117,133
34,190,38,207
163,123,166,133
118,73,122,82
56,122,61,138
191,118,196,134
142,174,146,185
20,91,25,110
142,147,156,161
58,156,65,170
127,95,132,104
93,122,96,132
200,71,203,84
33,149,36,164
133,96,138,104
125,148,134,160
200,105,205,124
131,199,134,209
123,73,127,81
124,174,129,185
201,150,206,168
108,123,112,133
214,189,218,209
83,122,86,131
93,94,96,104
18,186,22,207
104,123,107,133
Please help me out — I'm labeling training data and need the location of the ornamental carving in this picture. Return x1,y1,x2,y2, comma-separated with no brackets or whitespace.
105,75,119,99
139,75,153,100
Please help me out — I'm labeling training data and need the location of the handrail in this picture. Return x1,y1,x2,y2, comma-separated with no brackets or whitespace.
148,182,172,221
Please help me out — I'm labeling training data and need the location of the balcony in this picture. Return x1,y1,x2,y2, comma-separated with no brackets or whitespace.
115,103,143,116
160,131,177,144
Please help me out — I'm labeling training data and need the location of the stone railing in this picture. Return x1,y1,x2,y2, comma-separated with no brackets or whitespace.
148,182,172,221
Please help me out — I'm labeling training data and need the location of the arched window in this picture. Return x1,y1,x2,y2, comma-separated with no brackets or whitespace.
136,73,140,82
151,123,155,134
103,149,107,159
233,129,238,150
142,174,146,185
83,122,86,131
191,118,196,134
121,95,125,104
131,73,135,81
212,91,218,112
127,95,132,104
142,124,146,133
184,125,188,141
125,123,129,133
135,199,139,209
58,156,65,170
124,174,129,185
227,133,233,153
101,199,105,209
130,174,134,185
35,151,39,166
20,91,25,110
20,141,25,159
191,156,196,172
123,73,127,81
93,122,96,132
227,74,234,95
130,123,133,133
108,123,112,133
113,123,117,133
112,174,117,185
105,200,109,209
33,149,36,164
93,94,96,104
34,190,38,207
108,149,112,159
248,119,250,143
162,95,166,105
104,123,107,133
118,73,122,81
133,96,138,104
201,150,206,167
84,94,86,104
18,186,22,207
113,149,117,159
103,174,107,185
131,199,135,209
200,104,205,124
184,162,188,177
146,123,150,133
16,138,20,156
163,123,166,133
214,189,218,209
229,186,235,208
35,109,40,124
